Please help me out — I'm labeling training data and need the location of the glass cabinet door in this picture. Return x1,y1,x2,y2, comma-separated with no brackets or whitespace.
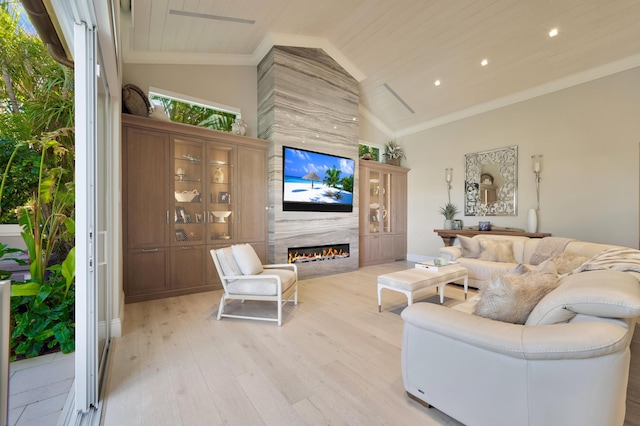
368,170,382,234
172,138,205,244
207,145,234,242
367,169,392,235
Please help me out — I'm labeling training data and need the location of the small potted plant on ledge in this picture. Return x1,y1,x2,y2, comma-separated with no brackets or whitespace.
439,202,459,230
383,141,406,166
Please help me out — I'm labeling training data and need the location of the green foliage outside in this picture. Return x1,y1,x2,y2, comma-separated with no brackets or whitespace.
359,144,380,161
150,94,236,132
0,5,76,359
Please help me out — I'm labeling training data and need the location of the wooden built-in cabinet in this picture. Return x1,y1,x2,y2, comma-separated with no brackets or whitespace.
359,161,409,266
122,114,268,303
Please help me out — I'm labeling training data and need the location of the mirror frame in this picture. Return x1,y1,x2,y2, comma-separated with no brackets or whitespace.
464,145,518,216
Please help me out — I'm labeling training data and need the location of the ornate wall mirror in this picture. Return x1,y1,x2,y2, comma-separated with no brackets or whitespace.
464,145,518,216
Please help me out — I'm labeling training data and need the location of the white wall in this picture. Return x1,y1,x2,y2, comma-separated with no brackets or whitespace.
400,67,640,259
123,64,258,138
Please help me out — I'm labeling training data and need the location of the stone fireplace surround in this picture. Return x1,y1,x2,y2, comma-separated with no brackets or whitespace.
258,46,360,279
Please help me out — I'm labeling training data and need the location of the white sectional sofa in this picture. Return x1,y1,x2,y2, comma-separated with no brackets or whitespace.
401,234,640,425
439,234,625,289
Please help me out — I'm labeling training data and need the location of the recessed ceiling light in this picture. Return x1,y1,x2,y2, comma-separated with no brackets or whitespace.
434,80,441,86
481,59,489,67
549,28,558,37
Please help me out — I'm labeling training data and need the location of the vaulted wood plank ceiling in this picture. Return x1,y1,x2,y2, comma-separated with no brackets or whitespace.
121,0,640,136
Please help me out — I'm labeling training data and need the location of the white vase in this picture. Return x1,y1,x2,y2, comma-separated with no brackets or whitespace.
527,208,538,233
444,219,453,230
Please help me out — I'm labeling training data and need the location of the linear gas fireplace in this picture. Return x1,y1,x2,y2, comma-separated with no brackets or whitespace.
288,243,350,264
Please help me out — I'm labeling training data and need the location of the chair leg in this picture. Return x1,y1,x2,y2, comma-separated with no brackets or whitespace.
217,294,226,320
277,296,283,327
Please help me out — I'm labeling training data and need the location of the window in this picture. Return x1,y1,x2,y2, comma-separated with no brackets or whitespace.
148,88,239,132
359,143,381,161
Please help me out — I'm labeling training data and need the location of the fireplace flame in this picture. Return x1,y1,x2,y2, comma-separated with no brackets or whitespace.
288,245,350,263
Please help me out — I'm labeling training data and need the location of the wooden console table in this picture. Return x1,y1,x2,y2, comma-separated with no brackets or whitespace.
434,229,552,246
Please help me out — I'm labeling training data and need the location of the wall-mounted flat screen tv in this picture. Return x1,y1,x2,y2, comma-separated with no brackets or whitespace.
282,146,355,212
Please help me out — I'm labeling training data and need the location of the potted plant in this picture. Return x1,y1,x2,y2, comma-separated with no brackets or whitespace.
383,141,405,166
439,202,459,230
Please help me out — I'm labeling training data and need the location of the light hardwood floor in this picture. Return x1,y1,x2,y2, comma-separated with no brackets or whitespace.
100,262,640,425
101,262,472,425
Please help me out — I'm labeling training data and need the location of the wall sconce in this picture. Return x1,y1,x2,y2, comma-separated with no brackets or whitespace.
531,155,543,209
445,168,453,203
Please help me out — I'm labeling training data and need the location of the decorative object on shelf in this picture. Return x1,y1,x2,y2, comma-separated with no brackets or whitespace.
445,168,453,203
383,140,406,166
176,167,185,181
213,167,224,183
182,154,201,162
465,145,518,216
212,211,231,223
452,219,463,230
479,221,491,231
122,84,151,117
528,154,543,233
527,208,538,233
439,202,459,230
175,229,188,241
231,118,247,136
218,191,230,203
174,189,200,202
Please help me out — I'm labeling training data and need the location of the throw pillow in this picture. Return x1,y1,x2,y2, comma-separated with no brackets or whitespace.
474,272,560,324
551,252,589,275
478,239,517,263
458,235,481,258
215,247,243,278
231,243,264,275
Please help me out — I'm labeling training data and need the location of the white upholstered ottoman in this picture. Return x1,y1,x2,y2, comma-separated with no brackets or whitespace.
377,265,468,312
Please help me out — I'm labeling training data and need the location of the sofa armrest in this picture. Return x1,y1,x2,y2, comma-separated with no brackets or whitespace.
439,246,462,261
401,303,630,360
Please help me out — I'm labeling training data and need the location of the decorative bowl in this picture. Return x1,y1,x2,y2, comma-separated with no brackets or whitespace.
175,189,199,202
212,211,231,223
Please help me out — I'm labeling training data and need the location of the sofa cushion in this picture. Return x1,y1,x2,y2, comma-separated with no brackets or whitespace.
478,239,517,263
526,270,640,326
232,243,264,275
458,235,481,258
474,268,560,324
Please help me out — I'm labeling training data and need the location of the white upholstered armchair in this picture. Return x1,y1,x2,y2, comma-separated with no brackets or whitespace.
210,244,298,326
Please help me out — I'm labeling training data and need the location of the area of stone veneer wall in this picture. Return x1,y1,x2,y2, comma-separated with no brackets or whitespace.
257,46,360,278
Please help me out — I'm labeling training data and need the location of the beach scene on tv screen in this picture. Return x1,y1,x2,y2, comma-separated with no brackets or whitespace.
283,147,354,205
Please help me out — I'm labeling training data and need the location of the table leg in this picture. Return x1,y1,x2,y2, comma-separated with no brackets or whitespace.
463,275,468,300
377,284,382,312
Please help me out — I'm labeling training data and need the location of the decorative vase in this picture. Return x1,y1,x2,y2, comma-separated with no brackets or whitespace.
387,158,400,166
444,219,452,230
479,221,491,231
214,167,224,183
527,208,538,233
231,118,247,136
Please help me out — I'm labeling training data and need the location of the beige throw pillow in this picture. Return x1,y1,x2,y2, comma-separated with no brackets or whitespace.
474,271,561,324
458,235,481,258
231,244,264,275
478,239,517,263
